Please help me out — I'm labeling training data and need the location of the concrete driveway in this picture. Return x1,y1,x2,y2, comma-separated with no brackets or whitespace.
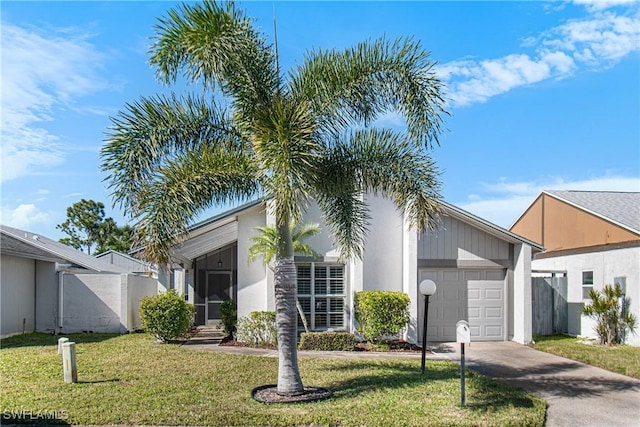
434,342,640,427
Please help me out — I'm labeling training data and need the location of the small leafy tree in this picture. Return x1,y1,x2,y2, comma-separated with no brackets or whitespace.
354,291,410,342
582,284,637,346
140,290,195,342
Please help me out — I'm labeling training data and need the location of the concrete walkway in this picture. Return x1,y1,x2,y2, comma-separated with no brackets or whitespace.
184,330,640,426
436,342,640,427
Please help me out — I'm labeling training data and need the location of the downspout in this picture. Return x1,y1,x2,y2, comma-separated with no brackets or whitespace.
58,271,64,332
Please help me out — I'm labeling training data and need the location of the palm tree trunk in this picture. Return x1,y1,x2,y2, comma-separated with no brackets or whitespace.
274,221,304,395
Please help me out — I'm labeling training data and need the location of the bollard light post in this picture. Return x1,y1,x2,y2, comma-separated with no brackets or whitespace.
419,279,437,374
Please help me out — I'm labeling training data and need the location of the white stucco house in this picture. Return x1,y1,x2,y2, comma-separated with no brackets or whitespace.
511,190,640,346
165,195,542,344
0,225,157,338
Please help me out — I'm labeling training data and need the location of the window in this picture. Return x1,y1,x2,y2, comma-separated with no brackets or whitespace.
582,271,594,299
297,263,346,331
614,276,627,294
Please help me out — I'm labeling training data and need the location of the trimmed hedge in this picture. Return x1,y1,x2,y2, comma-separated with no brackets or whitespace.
298,331,356,351
236,311,277,347
219,300,237,337
139,290,195,342
354,290,410,342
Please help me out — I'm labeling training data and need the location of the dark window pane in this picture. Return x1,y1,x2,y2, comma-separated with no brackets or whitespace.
315,314,327,327
330,313,344,327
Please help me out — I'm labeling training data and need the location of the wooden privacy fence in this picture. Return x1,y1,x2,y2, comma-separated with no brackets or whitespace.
532,276,568,336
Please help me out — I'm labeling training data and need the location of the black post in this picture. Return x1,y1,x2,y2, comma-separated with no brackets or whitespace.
460,343,466,406
421,295,430,374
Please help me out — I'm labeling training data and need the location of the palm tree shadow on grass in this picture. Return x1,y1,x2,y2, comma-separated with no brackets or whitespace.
316,360,538,412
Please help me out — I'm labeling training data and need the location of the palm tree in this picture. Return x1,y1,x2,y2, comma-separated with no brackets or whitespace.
101,0,446,395
248,222,321,333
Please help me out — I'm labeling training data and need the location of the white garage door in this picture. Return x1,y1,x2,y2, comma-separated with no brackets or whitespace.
468,279,505,341
418,269,506,342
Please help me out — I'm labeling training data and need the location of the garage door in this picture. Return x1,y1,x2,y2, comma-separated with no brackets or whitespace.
468,279,505,341
418,269,506,342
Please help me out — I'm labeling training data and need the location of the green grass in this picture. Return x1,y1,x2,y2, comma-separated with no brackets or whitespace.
2,333,546,426
533,335,640,379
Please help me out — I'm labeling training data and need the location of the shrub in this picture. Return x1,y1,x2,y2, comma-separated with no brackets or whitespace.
583,284,637,346
219,300,237,337
298,331,355,351
354,290,410,342
139,290,195,342
236,311,277,347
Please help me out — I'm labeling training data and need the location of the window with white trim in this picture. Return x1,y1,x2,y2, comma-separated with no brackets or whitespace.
582,271,594,299
297,263,346,330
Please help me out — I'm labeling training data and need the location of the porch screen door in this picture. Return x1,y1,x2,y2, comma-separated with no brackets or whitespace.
206,272,232,324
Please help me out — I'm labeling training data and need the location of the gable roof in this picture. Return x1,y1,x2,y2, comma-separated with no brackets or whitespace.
168,198,544,261
543,190,640,234
0,225,130,273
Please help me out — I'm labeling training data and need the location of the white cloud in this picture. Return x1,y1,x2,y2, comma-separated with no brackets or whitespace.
0,23,109,183
572,0,637,12
438,2,639,107
1,204,50,230
456,175,640,228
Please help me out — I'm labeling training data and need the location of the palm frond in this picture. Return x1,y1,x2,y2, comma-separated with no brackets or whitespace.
290,36,448,149
126,144,259,263
310,128,442,260
150,0,278,120
101,94,244,215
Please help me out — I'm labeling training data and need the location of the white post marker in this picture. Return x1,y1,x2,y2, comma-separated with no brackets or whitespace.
456,320,471,406
57,337,69,355
62,342,78,383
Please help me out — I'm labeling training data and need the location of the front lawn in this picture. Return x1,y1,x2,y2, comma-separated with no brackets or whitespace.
533,335,640,379
1,333,545,426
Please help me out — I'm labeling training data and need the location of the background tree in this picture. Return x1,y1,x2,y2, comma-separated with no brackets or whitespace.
57,199,132,255
101,0,446,395
248,222,321,333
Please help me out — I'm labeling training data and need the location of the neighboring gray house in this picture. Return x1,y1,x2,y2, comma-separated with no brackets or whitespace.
96,250,157,278
1,225,156,338
165,195,543,344
511,190,640,346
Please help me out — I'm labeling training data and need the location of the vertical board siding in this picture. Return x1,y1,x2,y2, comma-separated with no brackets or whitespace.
418,215,509,261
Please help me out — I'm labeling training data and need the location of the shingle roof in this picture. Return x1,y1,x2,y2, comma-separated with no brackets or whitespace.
544,190,640,234
0,225,130,273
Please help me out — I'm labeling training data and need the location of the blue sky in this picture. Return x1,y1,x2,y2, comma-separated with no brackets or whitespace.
1,0,639,242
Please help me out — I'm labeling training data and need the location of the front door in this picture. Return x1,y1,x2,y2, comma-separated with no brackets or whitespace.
206,272,232,325
195,271,232,325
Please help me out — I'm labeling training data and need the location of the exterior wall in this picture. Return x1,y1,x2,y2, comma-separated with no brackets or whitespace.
512,193,639,251
35,261,58,333
123,274,157,331
0,254,36,337
236,206,269,318
510,195,543,244
512,243,532,344
418,215,510,264
362,195,403,291
58,273,156,334
60,273,123,333
532,246,640,346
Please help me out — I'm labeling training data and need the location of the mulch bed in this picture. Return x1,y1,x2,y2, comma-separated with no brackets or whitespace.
252,384,332,404
220,336,424,353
